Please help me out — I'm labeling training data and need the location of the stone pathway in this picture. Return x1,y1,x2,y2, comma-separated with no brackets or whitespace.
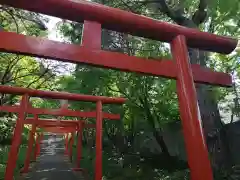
23,134,83,180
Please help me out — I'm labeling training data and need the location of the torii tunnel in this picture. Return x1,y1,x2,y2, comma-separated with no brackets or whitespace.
0,0,238,180
22,118,97,173
0,85,126,180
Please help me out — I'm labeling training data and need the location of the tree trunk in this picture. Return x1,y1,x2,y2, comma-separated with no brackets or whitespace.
153,129,171,157
180,19,231,170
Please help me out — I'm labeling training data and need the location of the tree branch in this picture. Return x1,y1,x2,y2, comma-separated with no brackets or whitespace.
26,69,50,88
107,85,143,109
0,8,19,33
192,0,208,25
117,0,139,13
35,73,55,90
156,0,186,24
1,7,47,31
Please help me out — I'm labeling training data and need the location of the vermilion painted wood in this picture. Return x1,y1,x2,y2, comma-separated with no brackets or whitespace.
37,125,77,130
22,114,38,173
0,105,121,120
83,21,103,179
95,101,103,180
25,118,96,128
35,124,77,128
65,134,69,155
0,105,19,113
26,119,79,125
0,84,126,104
82,21,101,49
0,0,237,53
0,32,232,87
27,107,120,119
69,132,75,162
171,36,213,180
37,123,95,129
76,122,83,168
34,133,40,161
4,95,29,180
43,127,77,133
37,133,43,156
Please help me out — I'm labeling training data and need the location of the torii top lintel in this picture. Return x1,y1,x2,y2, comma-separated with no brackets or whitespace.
0,0,237,54
0,85,126,104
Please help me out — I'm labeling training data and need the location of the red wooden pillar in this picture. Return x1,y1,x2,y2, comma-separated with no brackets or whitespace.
22,114,38,173
82,20,102,180
34,133,40,161
81,20,101,49
76,122,83,168
4,94,29,180
37,133,43,156
69,132,75,162
95,101,103,180
65,133,69,155
82,20,102,175
171,35,213,180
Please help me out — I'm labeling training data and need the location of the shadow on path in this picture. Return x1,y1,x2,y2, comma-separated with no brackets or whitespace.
23,134,81,180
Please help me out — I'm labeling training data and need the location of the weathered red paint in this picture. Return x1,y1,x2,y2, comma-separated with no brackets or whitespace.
95,101,103,180
65,134,69,155
0,84,126,104
0,105,19,113
37,133,43,156
26,119,78,125
171,35,213,180
4,95,29,180
82,21,101,49
42,125,77,130
22,114,38,173
27,107,121,119
69,132,75,162
0,32,232,87
35,124,77,128
25,118,96,128
0,105,121,119
0,0,237,53
43,127,76,133
34,133,40,161
76,122,83,168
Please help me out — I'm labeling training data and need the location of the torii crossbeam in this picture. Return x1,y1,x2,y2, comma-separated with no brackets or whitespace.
0,86,125,180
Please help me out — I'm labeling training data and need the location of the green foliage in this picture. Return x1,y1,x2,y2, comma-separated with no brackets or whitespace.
0,117,15,144
56,0,240,178
72,145,189,180
0,115,32,145
0,145,28,180
0,7,58,110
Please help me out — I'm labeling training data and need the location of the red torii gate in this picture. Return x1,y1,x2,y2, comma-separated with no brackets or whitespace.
22,118,96,173
33,132,43,162
24,118,96,170
0,0,238,180
41,126,77,163
0,85,125,180
39,123,92,176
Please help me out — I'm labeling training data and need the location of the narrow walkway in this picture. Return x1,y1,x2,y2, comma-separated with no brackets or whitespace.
23,134,82,180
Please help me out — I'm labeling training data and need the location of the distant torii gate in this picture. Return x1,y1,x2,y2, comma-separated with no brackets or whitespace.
0,0,238,180
0,85,125,180
22,118,96,173
24,118,96,170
